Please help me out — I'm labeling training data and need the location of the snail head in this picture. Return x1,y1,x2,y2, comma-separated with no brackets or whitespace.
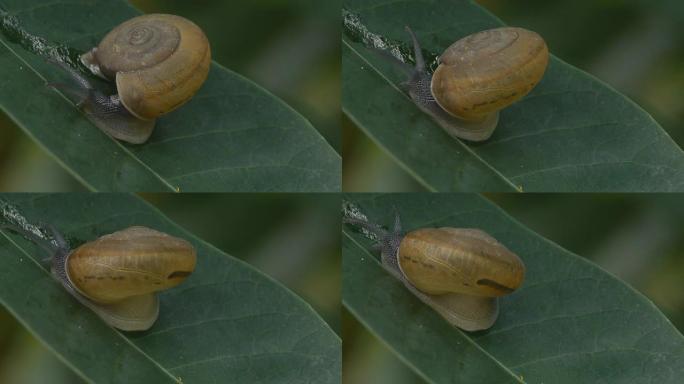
45,59,128,120
44,224,71,283
45,59,153,144
343,211,404,269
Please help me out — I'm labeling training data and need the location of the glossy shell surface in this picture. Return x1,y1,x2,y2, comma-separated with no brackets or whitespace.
431,27,548,121
67,226,197,303
397,227,525,297
93,14,211,120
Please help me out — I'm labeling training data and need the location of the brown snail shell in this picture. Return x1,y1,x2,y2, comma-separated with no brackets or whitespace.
83,14,211,121
406,26,548,141
396,228,525,331
63,226,197,331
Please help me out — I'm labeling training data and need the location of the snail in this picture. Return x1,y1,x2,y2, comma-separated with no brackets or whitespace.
51,14,211,144
344,212,525,331
404,26,548,141
2,223,197,331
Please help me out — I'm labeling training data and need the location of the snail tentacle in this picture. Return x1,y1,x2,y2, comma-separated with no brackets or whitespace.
43,224,71,282
46,59,93,91
44,224,67,250
392,210,402,233
403,28,441,117
379,212,404,280
45,59,95,106
405,26,425,73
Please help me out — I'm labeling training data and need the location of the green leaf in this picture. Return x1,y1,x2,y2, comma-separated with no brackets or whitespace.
0,0,340,192
0,194,340,383
343,194,684,383
342,1,684,192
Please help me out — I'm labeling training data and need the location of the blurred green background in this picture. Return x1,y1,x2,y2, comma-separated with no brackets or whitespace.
343,194,684,383
343,0,684,191
0,194,340,383
0,0,340,191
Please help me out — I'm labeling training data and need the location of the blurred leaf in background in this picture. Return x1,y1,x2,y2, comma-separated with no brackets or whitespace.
0,194,340,383
343,194,684,383
0,0,340,191
343,0,684,191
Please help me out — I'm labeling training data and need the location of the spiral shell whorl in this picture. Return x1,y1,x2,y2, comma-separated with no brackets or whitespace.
127,24,157,45
96,16,181,79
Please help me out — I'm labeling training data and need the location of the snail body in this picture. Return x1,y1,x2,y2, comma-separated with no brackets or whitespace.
405,26,548,142
51,14,211,144
345,213,525,331
50,226,197,331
